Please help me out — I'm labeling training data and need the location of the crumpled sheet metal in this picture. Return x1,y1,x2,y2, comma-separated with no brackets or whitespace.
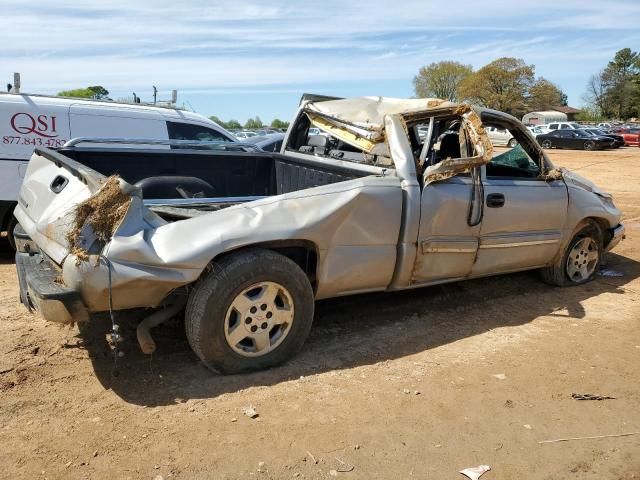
423,108,493,185
67,175,404,312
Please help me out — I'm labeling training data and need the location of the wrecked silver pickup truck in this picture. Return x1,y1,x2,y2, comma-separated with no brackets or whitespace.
14,96,625,374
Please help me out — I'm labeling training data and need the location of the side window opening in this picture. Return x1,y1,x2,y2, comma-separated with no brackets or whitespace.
285,113,392,167
166,121,232,150
485,121,541,179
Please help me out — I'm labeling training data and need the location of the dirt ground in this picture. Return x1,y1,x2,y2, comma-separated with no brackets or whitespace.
1,147,639,480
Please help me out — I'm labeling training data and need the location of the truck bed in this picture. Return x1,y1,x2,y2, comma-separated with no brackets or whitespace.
58,147,370,201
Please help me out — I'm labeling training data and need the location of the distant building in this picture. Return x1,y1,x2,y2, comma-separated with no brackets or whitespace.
522,106,582,125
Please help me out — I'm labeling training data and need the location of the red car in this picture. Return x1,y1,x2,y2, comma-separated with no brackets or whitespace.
611,127,640,146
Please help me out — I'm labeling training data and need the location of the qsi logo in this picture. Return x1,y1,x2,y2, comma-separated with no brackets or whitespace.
10,112,59,138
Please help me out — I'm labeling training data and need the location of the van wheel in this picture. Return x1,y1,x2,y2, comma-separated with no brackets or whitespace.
540,221,602,287
6,216,17,251
185,249,314,374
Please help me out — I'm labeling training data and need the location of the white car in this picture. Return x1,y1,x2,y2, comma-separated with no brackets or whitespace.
527,125,548,135
486,126,518,147
543,122,582,132
0,92,236,248
235,131,258,140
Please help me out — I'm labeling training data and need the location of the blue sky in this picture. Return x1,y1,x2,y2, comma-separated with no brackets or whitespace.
2,0,639,124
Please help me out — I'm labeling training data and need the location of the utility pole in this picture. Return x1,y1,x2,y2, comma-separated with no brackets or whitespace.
153,86,158,105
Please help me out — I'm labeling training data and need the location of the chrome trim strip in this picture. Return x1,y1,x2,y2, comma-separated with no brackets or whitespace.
144,196,266,208
423,246,477,253
479,239,559,249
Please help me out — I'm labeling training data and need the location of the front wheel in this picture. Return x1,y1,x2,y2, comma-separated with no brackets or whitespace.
583,140,595,151
186,249,314,374
541,139,552,149
540,221,602,287
507,138,518,148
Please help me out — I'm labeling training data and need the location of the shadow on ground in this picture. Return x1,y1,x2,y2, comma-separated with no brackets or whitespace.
61,249,637,407
0,236,14,265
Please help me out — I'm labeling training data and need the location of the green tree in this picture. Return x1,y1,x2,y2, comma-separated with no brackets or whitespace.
209,115,227,128
244,116,263,129
604,48,640,118
57,85,109,99
87,85,109,99
458,57,535,117
528,78,565,111
584,48,640,119
226,119,242,130
413,61,473,101
270,118,289,129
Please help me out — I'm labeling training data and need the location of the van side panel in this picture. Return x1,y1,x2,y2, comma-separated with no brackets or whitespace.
69,105,169,149
0,96,71,201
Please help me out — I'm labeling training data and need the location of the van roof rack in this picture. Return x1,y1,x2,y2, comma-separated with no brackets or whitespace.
0,91,182,110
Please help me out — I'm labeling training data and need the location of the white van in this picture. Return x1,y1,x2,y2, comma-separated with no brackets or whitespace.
0,93,236,246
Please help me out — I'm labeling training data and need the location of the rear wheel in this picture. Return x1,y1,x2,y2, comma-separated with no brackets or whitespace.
541,139,552,149
507,138,518,148
540,221,602,287
185,248,314,374
583,140,595,151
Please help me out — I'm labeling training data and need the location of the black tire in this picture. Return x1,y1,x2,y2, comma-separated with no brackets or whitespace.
583,140,595,151
540,221,603,287
541,139,552,149
6,216,17,251
185,248,314,374
507,138,518,148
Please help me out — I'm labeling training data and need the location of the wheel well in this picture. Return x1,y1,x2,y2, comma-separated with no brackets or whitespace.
0,202,17,232
212,241,319,290
587,217,613,246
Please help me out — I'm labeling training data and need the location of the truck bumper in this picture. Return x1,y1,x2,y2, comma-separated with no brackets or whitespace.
15,248,89,324
605,223,625,252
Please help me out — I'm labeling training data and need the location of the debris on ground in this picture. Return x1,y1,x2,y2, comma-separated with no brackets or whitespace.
459,464,491,480
242,406,259,419
492,373,506,380
335,457,354,472
538,431,640,444
572,393,616,401
306,451,318,464
598,268,624,277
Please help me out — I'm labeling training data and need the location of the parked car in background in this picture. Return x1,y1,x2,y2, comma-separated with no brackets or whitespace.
14,95,624,374
486,126,518,147
234,131,258,140
544,122,582,132
537,129,615,150
583,128,624,148
597,122,612,129
0,92,236,249
245,133,285,152
610,127,640,146
526,125,547,135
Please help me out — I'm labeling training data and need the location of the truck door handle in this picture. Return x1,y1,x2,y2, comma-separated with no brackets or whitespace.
486,193,505,208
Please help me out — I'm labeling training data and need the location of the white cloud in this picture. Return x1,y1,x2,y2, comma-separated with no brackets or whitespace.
1,0,639,104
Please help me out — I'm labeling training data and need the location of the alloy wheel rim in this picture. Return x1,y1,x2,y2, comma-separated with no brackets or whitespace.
566,237,598,282
224,281,294,357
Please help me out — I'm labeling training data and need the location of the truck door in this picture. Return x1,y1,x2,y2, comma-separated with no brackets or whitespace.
412,123,481,284
472,121,567,275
